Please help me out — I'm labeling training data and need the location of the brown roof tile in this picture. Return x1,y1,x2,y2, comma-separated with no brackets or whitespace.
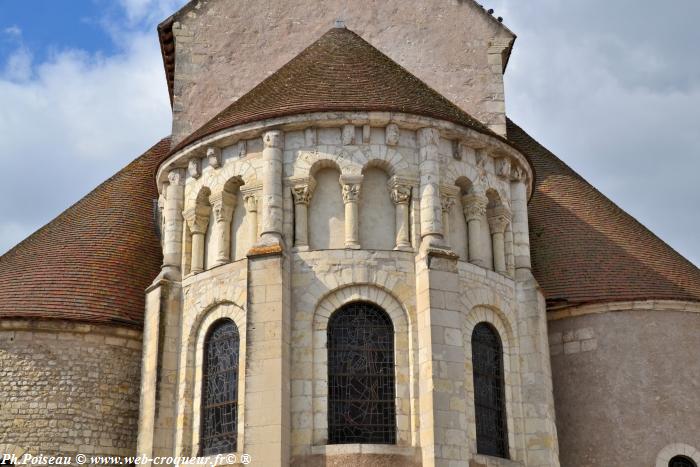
507,119,700,308
171,26,499,154
0,138,171,327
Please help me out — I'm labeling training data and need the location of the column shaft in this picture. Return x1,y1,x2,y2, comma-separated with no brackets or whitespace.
418,127,443,248
389,180,412,250
492,231,506,273
260,130,284,245
511,174,531,272
211,191,236,266
162,169,185,273
462,193,489,268
340,175,362,249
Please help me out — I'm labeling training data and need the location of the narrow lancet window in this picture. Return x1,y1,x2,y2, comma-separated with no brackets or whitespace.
200,319,240,455
472,322,509,458
327,301,396,444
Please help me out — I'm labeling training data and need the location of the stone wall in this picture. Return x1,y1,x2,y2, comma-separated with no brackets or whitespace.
0,320,142,457
548,306,700,467
168,0,514,144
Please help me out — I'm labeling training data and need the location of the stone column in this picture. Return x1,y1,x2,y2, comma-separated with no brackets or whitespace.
462,192,489,268
510,165,531,274
161,169,185,278
389,176,412,250
439,186,459,248
260,130,284,245
183,206,209,274
488,206,511,275
291,178,315,249
340,174,362,249
505,223,515,277
210,191,236,266
418,127,444,249
243,193,259,245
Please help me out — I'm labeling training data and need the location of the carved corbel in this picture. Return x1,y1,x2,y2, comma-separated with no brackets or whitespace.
207,147,221,169
188,158,202,179
385,123,400,146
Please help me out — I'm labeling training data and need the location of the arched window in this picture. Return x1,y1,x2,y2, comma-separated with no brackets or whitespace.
472,322,508,458
200,319,240,455
327,301,396,444
670,456,697,467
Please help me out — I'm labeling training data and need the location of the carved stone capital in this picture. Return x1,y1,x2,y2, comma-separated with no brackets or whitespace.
441,195,456,213
210,191,236,222
385,123,400,146
263,130,284,149
291,178,316,205
417,127,440,147
183,205,209,234
487,205,512,233
462,193,489,221
167,168,186,186
390,185,411,205
206,147,221,169
243,194,258,212
511,164,525,182
188,158,202,179
475,149,489,170
496,158,511,179
342,183,361,203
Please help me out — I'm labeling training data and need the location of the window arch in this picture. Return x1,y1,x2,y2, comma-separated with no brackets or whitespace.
200,319,240,455
327,301,396,444
471,322,508,458
670,456,697,467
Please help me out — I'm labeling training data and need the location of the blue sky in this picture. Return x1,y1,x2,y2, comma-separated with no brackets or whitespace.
1,0,699,267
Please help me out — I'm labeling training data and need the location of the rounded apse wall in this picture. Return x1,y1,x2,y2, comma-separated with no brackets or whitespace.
0,320,142,458
548,307,700,467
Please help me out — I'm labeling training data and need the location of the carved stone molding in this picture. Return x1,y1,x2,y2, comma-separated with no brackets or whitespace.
206,147,221,169
417,127,440,147
385,123,400,146
495,158,511,179
188,158,202,179
342,125,356,145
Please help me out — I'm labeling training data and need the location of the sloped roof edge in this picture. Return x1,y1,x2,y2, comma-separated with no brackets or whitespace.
507,118,700,309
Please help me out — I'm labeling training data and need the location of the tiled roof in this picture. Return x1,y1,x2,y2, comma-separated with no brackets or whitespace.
507,119,700,308
171,26,499,154
0,138,171,327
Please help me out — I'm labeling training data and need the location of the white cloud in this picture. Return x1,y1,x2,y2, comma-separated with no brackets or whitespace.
4,25,22,37
489,0,700,266
0,23,173,254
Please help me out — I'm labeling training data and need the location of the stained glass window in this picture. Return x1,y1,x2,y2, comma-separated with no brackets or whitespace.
670,456,697,467
327,301,396,444
472,322,508,458
200,319,240,455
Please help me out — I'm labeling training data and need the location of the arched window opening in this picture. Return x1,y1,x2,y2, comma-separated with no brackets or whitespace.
472,322,508,458
327,301,396,444
200,319,240,455
670,456,697,467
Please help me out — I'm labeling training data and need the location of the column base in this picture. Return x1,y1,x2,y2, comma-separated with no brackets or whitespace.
345,243,361,249
394,244,413,252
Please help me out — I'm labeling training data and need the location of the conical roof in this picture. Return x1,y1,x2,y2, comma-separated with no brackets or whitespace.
507,119,700,308
0,138,170,327
171,26,498,154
